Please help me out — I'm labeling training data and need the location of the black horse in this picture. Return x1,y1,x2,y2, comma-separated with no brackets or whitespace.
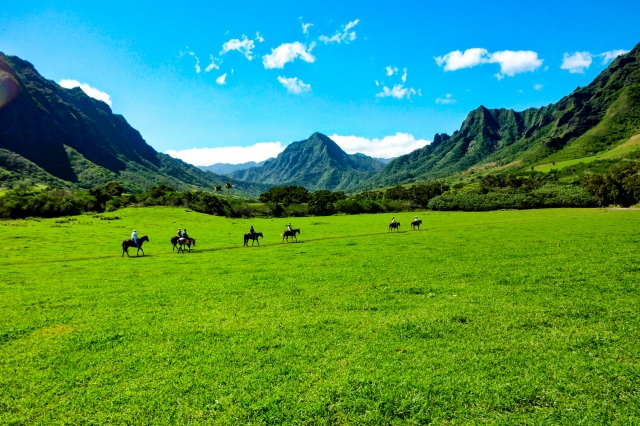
388,222,401,232
244,232,263,246
282,229,300,243
177,237,196,253
122,235,149,257
410,220,422,230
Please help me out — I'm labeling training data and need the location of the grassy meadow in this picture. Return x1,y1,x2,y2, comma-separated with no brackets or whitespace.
1,207,640,424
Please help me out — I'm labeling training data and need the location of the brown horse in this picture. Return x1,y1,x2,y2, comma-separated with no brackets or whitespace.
282,228,300,242
177,237,196,253
122,235,149,257
388,222,401,232
244,232,263,246
410,220,422,230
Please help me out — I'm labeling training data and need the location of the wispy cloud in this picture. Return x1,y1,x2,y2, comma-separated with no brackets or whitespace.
435,93,456,104
204,54,221,72
329,133,430,158
376,84,418,100
263,42,316,69
277,76,311,94
386,66,398,76
302,21,313,34
216,73,227,85
167,142,286,166
401,68,407,83
533,83,543,91
319,19,359,44
188,51,201,73
599,49,628,64
435,48,543,79
220,35,257,60
58,79,112,106
560,51,592,74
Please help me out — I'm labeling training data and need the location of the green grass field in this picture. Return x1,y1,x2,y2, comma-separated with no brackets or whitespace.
2,207,640,424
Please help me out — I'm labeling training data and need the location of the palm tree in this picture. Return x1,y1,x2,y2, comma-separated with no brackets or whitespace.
214,184,222,195
224,182,233,199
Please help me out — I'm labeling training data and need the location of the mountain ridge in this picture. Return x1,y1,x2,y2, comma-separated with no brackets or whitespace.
229,132,384,191
0,52,268,196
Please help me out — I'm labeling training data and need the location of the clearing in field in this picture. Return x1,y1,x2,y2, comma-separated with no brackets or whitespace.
1,207,640,424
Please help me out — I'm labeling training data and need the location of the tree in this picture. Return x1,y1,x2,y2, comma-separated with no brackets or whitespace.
214,184,222,195
258,185,310,206
224,182,233,199
104,181,125,197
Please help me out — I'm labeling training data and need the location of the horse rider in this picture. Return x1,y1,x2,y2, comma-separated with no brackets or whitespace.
287,222,293,232
249,225,255,235
414,216,419,223
131,229,138,246
182,228,189,239
391,217,396,225
177,228,182,238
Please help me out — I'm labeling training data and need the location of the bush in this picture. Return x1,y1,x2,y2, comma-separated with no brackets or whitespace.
428,185,597,211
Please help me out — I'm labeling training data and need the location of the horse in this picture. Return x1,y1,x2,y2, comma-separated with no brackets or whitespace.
410,220,422,230
122,235,149,257
282,228,300,243
170,236,181,250
244,232,263,246
388,222,401,232
177,237,196,253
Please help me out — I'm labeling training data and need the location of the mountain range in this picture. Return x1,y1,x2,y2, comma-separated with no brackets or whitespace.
198,161,266,175
1,43,639,196
0,53,267,196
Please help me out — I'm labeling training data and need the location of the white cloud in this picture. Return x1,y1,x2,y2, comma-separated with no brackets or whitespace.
375,79,379,86
386,66,398,76
220,35,256,60
435,48,543,78
329,133,430,158
560,51,592,73
533,83,543,91
435,48,488,71
435,93,456,104
319,19,359,44
302,22,313,34
263,42,316,69
255,32,265,43
376,84,418,100
599,49,629,64
204,54,221,72
216,73,227,85
167,142,286,166
58,79,112,106
489,50,543,77
188,51,201,73
401,68,407,83
277,76,311,94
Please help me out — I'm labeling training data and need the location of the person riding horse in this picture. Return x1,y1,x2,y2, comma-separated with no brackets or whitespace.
131,229,138,246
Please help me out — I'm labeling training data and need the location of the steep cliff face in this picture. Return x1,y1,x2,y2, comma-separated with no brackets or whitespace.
365,43,640,187
0,53,266,195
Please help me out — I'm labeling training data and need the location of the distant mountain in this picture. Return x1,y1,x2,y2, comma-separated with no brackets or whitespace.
353,153,395,165
0,52,267,196
230,132,384,191
199,160,267,175
362,43,640,188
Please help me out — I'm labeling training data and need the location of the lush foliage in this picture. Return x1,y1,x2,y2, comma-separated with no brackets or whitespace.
2,208,640,423
585,161,640,206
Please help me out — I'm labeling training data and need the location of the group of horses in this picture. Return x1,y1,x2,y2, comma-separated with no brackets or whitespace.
244,228,301,246
389,219,423,232
122,220,421,257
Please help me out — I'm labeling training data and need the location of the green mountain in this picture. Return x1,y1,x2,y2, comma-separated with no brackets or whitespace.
230,132,384,191
0,53,267,196
365,43,640,188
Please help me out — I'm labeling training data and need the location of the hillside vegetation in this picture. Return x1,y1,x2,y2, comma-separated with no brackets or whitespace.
0,53,266,197
364,43,640,188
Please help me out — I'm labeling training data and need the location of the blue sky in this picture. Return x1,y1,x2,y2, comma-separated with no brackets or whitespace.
1,1,638,165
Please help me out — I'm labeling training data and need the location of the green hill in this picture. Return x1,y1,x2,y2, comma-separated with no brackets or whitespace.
364,43,640,188
0,53,267,196
230,132,384,191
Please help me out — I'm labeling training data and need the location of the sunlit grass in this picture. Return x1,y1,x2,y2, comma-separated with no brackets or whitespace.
1,207,640,424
